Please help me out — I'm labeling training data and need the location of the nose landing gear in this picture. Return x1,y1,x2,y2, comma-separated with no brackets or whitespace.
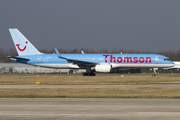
152,68,158,77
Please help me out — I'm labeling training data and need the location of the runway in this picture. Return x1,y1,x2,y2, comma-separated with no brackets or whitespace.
0,98,180,120
0,84,180,88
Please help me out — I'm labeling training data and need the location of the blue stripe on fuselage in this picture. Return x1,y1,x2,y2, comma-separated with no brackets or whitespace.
11,53,174,65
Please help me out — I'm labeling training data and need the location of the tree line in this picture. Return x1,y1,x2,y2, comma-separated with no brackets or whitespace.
1,48,180,63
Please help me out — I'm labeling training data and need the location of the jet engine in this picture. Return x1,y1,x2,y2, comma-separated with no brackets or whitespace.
95,63,112,73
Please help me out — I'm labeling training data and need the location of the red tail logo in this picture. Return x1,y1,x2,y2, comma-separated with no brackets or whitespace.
16,41,28,51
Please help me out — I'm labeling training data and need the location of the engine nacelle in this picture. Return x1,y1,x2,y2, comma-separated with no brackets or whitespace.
95,63,112,73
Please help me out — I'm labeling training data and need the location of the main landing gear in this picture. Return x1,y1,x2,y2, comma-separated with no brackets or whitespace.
83,73,96,76
152,68,158,77
83,67,96,76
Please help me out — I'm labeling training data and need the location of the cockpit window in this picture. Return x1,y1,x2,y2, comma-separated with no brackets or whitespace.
164,59,170,61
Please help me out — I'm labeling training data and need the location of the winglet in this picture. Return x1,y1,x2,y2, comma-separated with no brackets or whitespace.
81,50,84,54
55,48,62,58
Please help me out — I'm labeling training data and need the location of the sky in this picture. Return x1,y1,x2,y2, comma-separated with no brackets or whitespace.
0,0,180,52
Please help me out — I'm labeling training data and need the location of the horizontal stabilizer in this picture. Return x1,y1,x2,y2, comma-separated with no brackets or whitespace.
7,56,30,61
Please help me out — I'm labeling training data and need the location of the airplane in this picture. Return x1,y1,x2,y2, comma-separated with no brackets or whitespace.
8,28,174,76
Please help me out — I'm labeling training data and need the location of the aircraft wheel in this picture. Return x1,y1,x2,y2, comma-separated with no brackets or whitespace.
87,73,91,76
92,73,96,76
83,73,96,76
152,74,156,77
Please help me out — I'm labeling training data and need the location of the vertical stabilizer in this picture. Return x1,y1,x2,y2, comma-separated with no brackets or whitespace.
9,28,41,56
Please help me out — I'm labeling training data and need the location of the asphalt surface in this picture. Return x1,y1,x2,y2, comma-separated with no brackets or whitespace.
0,98,180,120
0,84,180,88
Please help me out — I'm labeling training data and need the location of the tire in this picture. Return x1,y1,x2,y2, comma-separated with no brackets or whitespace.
152,74,156,77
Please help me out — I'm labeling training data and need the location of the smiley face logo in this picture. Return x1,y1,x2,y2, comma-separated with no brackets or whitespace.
16,41,28,51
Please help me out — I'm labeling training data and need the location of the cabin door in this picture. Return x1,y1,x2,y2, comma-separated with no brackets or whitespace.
155,57,159,64
37,56,41,63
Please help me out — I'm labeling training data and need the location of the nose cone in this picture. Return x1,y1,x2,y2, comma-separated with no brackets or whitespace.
170,61,175,67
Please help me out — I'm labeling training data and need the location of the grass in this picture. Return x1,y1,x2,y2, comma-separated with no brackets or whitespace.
0,73,180,85
0,73,180,98
0,88,180,98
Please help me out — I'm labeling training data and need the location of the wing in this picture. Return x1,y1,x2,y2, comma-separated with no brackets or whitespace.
55,48,97,67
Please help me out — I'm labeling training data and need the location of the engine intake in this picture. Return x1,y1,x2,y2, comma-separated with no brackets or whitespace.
95,63,112,73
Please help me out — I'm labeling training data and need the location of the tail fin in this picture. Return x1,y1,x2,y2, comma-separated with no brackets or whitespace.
9,28,41,56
